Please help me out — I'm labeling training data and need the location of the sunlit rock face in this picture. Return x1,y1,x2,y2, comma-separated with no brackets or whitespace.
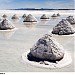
11,14,19,19
52,19,75,35
23,14,38,22
66,16,75,25
40,14,49,19
22,14,26,18
28,34,64,62
2,14,7,18
51,14,57,17
0,19,15,30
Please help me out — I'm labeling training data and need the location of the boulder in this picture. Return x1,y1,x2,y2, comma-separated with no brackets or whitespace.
52,19,75,35
0,19,15,30
40,14,49,19
23,14,38,22
66,16,75,25
28,34,64,62
11,14,19,19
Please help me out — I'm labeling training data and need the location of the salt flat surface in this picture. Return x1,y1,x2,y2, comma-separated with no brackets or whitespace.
0,10,75,72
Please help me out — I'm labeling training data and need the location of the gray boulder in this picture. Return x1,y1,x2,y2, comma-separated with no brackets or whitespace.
11,14,19,19
40,14,49,19
23,14,38,22
0,19,15,30
28,34,64,62
66,16,75,25
52,19,75,35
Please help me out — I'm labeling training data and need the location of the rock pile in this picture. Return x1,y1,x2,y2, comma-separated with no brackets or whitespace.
22,14,26,18
27,34,64,62
40,14,49,19
66,16,75,25
52,19,75,35
2,14,7,18
11,14,19,19
23,14,38,22
0,19,15,30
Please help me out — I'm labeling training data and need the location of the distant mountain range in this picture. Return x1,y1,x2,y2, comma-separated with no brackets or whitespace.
9,8,75,10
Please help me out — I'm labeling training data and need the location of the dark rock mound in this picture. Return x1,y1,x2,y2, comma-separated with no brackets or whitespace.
51,14,57,17
27,34,64,62
2,14,7,18
22,14,26,18
52,19,75,35
66,16,75,25
0,19,15,30
23,14,38,22
40,14,49,19
57,13,60,16
11,14,19,19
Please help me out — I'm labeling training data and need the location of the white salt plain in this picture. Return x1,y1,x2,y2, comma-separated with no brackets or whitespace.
0,10,75,72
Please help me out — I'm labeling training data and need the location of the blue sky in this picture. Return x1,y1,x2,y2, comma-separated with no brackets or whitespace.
0,0,74,9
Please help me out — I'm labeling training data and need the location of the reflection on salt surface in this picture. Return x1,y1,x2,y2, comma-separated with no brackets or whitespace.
0,28,18,39
23,22,37,29
11,19,20,23
39,20,49,25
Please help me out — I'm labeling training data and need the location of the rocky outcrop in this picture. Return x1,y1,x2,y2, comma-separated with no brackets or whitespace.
22,14,26,18
23,14,38,22
27,34,64,62
40,14,49,19
11,14,19,19
66,16,75,25
0,19,15,30
52,19,75,35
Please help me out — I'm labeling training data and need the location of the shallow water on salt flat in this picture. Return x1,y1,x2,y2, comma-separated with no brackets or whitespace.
0,10,75,72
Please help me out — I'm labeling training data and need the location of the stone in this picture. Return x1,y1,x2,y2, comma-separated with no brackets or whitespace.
27,34,64,62
22,14,26,18
52,19,75,35
40,14,49,19
66,16,75,25
23,14,38,22
0,19,15,30
11,14,19,19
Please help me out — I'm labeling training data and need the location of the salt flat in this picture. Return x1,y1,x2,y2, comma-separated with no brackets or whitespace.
0,10,75,72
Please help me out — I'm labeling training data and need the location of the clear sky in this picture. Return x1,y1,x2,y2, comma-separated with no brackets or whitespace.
0,0,74,9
